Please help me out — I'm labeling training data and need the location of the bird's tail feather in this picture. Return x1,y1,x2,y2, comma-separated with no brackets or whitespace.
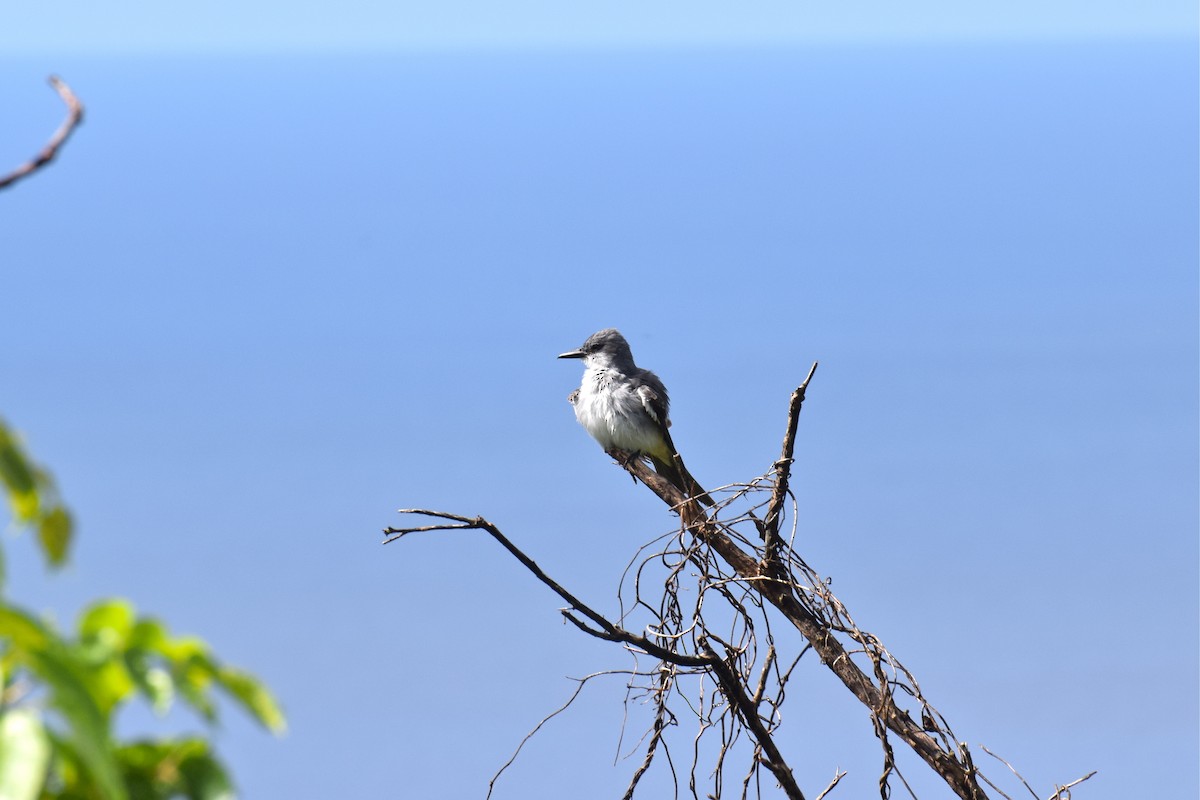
649,454,715,508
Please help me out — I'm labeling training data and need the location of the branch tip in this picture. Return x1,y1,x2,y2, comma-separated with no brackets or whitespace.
1,75,85,191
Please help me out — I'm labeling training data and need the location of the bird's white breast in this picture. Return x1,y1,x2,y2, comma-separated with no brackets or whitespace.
573,366,665,456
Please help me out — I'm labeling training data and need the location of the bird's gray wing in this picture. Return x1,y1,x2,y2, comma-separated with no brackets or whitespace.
634,368,671,429
634,371,713,507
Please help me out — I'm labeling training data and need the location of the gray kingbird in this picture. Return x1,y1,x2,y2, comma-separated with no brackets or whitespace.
558,329,712,506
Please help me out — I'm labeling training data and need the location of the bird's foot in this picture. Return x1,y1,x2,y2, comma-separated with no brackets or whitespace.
605,448,643,483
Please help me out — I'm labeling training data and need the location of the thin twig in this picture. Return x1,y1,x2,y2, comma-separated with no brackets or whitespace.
622,668,672,800
977,770,1017,800
487,671,607,799
1046,771,1097,800
980,745,1039,799
814,769,847,800
0,76,85,191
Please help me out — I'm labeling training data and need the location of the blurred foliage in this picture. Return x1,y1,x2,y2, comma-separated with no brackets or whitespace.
0,419,284,799
0,419,74,580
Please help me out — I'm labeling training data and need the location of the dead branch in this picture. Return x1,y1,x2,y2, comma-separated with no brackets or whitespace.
0,76,85,191
386,364,1089,800
701,637,805,800
979,747,1096,800
612,447,992,798
762,361,818,573
385,510,711,668
621,667,671,800
980,745,1038,799
814,770,847,800
485,669,636,800
1046,771,1097,799
601,366,1002,799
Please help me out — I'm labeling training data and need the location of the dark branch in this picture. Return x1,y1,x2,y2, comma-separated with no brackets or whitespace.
386,510,713,669
390,365,1085,800
612,378,993,800
762,361,819,572
386,509,614,636
561,611,712,668
0,76,85,191
702,638,805,800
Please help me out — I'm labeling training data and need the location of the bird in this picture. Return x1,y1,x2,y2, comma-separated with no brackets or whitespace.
558,328,713,506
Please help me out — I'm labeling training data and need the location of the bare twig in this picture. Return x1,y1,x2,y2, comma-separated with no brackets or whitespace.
1046,771,1097,799
977,771,1017,800
621,668,672,800
814,769,847,800
980,745,1039,799
486,670,615,799
0,76,84,191
762,361,818,572
702,638,805,800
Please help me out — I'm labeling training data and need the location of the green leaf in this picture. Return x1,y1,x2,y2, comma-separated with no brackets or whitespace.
0,421,74,567
176,677,218,725
84,658,137,717
80,599,136,646
37,505,73,567
116,738,235,800
167,641,220,722
125,654,174,716
215,666,286,735
0,424,38,499
160,635,210,665
0,708,51,800
7,487,39,524
177,744,235,800
127,617,169,652
0,604,127,800
72,601,139,715
0,603,51,653
29,648,128,800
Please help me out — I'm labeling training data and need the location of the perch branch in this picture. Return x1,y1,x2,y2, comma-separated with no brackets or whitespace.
0,76,85,191
612,375,991,799
389,366,1085,800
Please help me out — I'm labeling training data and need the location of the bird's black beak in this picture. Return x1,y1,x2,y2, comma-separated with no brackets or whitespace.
557,349,586,360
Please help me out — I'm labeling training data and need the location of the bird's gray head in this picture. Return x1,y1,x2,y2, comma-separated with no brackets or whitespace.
557,328,636,369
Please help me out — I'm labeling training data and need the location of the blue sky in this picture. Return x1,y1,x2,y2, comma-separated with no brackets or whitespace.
2,0,1197,53
1,4,1197,800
